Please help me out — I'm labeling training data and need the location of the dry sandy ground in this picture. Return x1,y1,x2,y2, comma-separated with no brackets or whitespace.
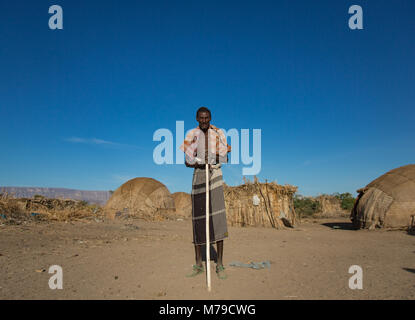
0,217,414,300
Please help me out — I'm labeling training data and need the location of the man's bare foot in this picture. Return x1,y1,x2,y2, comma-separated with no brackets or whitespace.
186,264,204,278
216,264,227,280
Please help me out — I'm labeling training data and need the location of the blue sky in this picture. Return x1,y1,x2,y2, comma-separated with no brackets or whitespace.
0,0,414,196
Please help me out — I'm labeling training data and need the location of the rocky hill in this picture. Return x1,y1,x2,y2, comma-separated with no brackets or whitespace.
0,187,111,205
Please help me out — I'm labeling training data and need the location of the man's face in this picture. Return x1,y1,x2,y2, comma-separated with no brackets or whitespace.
197,111,211,131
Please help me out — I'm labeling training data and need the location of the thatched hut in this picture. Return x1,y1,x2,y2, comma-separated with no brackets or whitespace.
172,192,192,218
104,177,175,220
351,164,415,230
224,177,298,228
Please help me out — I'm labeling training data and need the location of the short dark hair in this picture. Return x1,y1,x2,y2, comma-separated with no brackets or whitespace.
196,106,211,118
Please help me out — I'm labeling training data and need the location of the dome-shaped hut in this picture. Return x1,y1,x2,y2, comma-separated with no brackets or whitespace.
105,177,175,220
172,192,192,218
351,164,415,229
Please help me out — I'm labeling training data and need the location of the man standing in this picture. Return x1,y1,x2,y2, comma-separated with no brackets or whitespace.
180,107,231,280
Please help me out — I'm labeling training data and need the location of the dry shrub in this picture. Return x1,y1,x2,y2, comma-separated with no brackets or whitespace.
0,193,103,224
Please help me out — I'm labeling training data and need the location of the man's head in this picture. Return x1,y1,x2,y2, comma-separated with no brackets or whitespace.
196,106,211,131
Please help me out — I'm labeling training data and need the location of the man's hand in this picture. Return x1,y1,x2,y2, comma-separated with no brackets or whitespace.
185,161,209,169
185,161,201,169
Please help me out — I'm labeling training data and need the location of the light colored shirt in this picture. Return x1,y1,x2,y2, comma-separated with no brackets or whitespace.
180,124,231,164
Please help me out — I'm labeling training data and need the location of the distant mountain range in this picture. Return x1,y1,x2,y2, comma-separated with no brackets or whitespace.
0,187,111,205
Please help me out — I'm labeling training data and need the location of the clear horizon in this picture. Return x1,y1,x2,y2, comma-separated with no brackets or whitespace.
1,1,414,197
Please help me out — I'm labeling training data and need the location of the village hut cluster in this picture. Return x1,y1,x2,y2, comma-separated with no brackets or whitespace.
104,176,298,229
104,164,415,232
4,164,412,231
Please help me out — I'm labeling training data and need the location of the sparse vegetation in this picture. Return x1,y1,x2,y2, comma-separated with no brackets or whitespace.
294,192,356,219
79,200,89,206
293,195,322,218
333,192,356,211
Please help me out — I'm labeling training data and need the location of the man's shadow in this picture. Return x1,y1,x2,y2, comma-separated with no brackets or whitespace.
200,244,218,263
321,222,357,230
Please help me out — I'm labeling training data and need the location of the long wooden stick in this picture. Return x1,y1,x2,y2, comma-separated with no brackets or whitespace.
205,163,211,292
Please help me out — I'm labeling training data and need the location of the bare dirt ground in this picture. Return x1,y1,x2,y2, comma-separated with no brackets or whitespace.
0,217,414,300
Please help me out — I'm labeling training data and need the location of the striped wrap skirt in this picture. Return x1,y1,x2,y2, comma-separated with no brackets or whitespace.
191,165,228,245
